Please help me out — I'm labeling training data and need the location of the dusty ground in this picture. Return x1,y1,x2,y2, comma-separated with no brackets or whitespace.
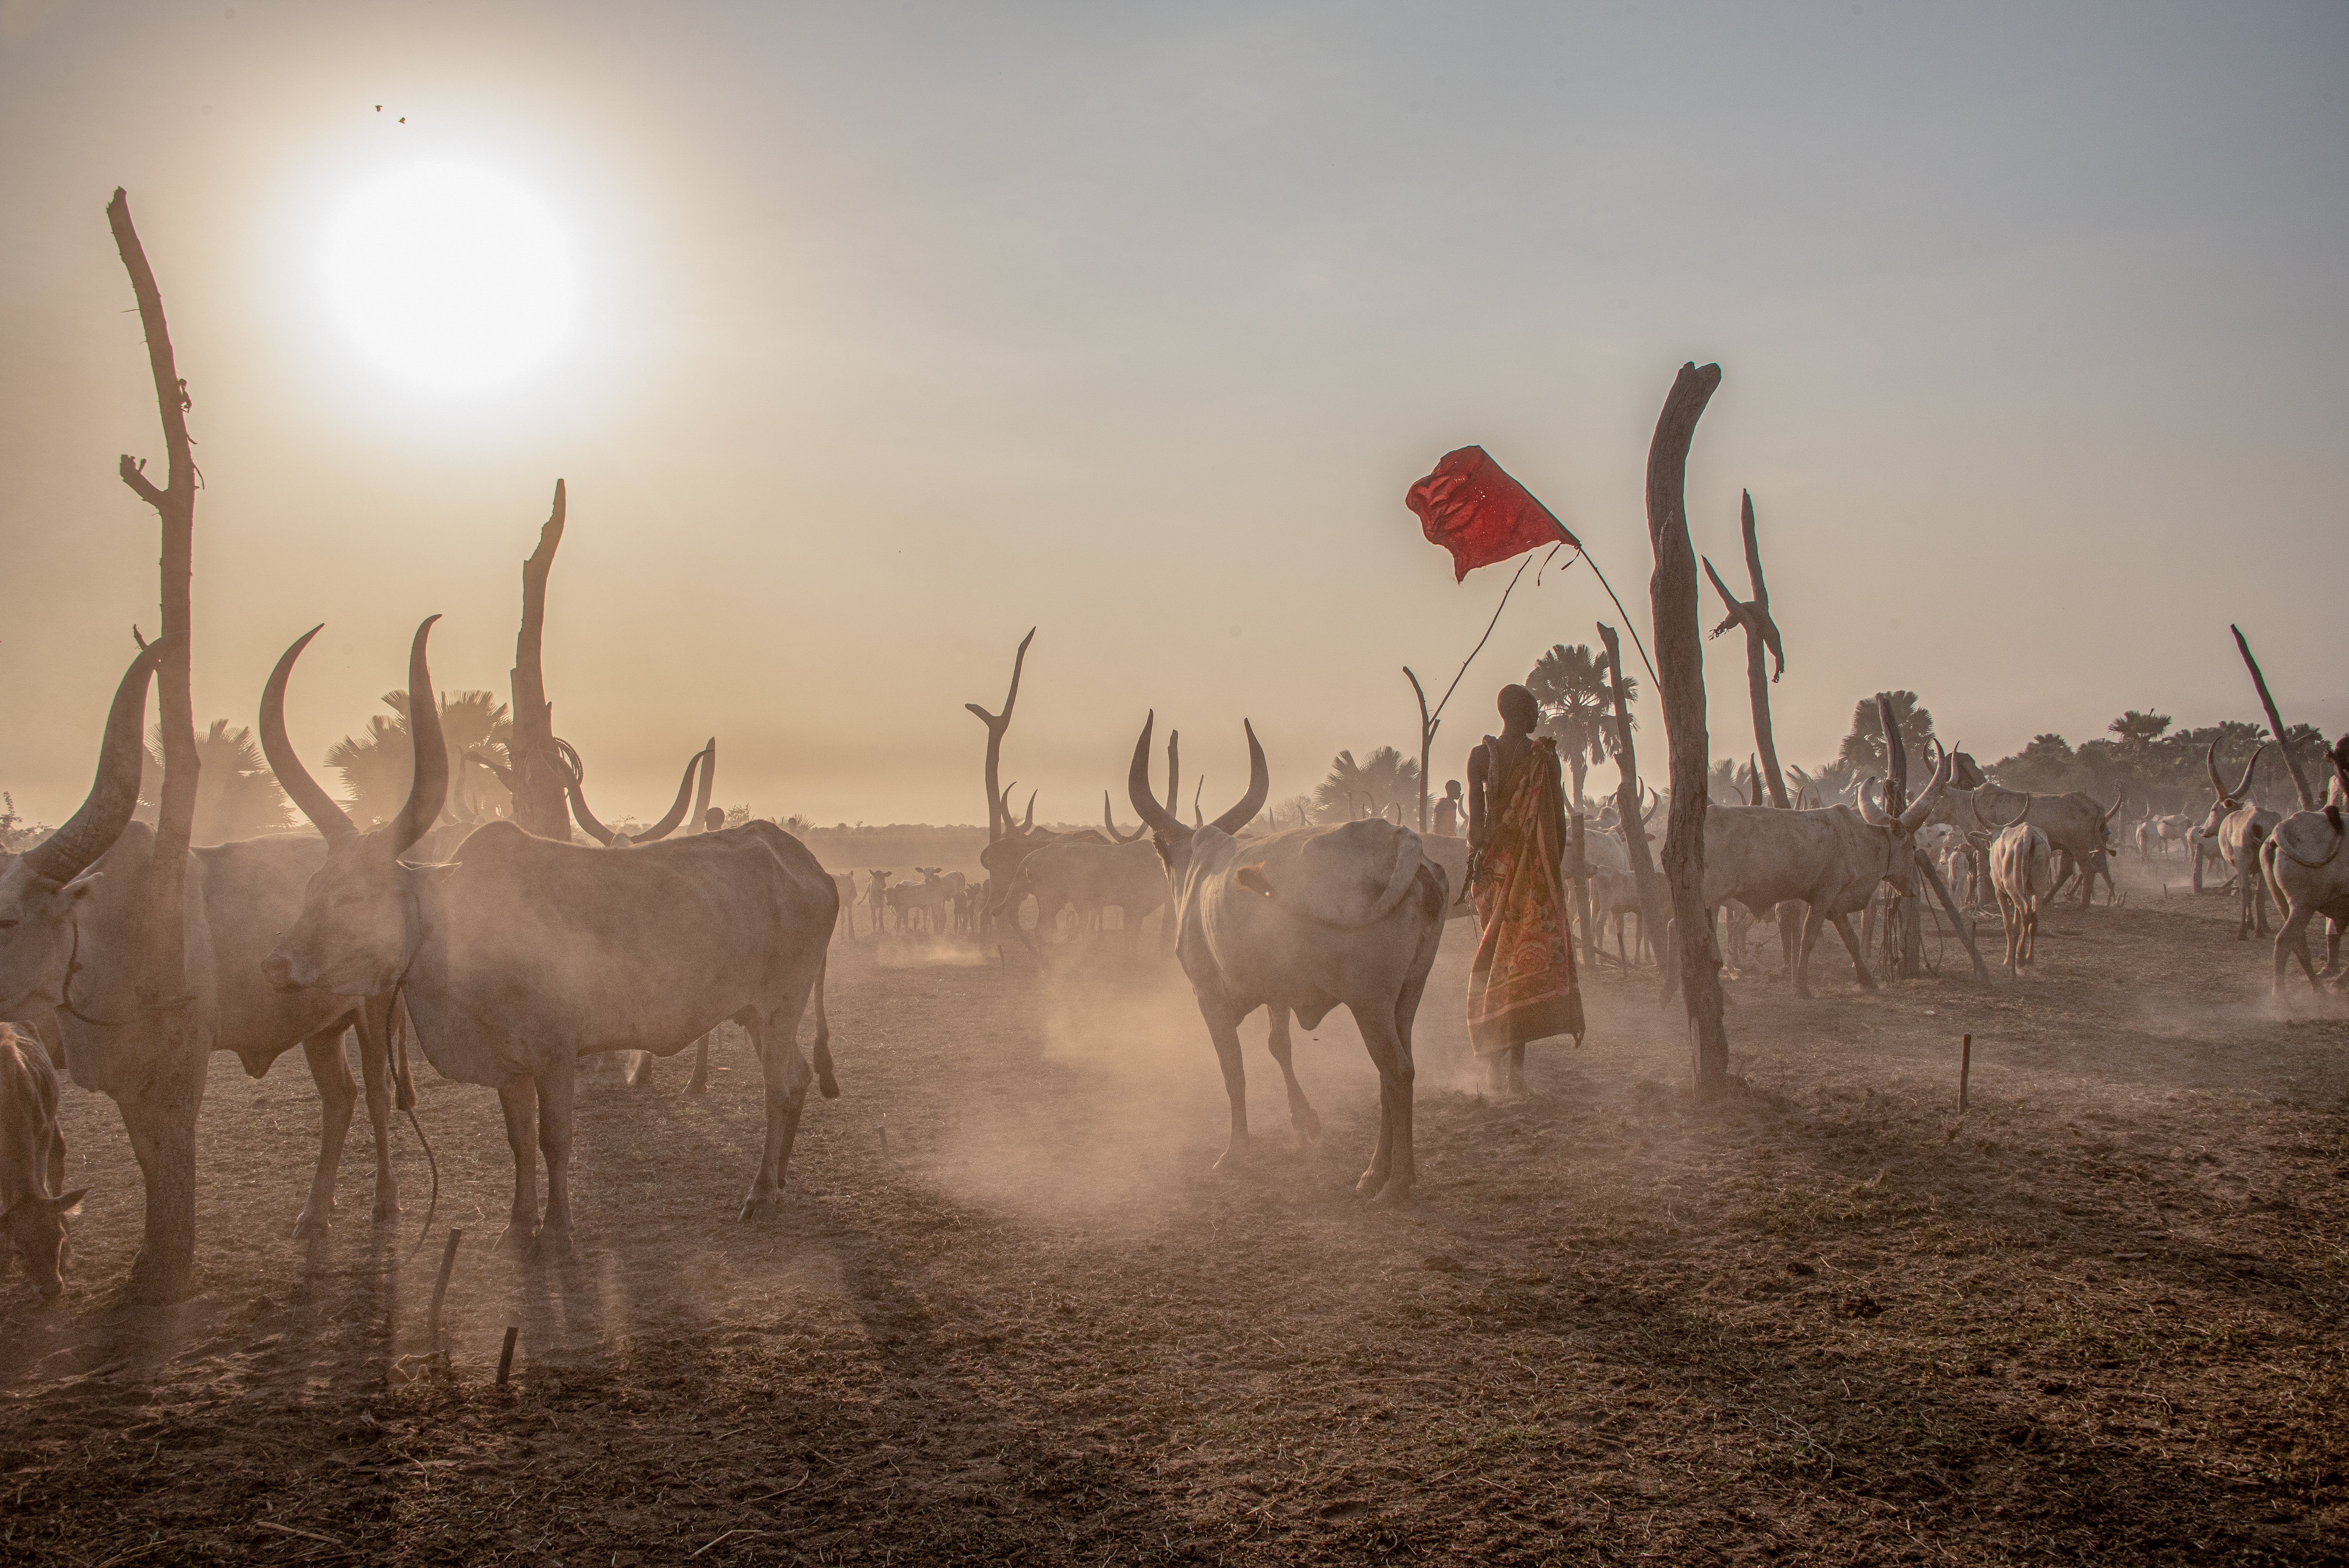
2,853,2344,1564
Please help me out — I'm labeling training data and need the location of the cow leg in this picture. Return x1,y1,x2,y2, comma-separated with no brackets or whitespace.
741,988,816,1223
2275,905,2322,996
1829,912,1877,991
688,1033,711,1094
1794,905,1831,998
1199,999,1253,1172
293,1028,358,1239
1351,1002,1416,1206
1262,1007,1321,1142
624,1050,654,1089
496,1075,541,1255
1778,900,1803,977
2321,917,2345,980
533,1054,579,1263
355,996,401,1223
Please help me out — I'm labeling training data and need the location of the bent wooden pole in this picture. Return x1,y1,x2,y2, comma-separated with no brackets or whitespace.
107,188,207,1302
1644,362,1731,1099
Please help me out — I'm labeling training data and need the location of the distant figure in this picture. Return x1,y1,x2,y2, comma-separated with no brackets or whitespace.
1432,779,1464,837
1465,684,1583,1095
704,806,726,833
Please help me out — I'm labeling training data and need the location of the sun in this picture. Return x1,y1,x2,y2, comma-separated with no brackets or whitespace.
321,164,579,394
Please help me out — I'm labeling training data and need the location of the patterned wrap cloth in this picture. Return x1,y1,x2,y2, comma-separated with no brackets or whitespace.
1468,736,1584,1056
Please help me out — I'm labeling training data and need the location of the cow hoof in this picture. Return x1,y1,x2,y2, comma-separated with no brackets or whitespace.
1212,1144,1251,1174
1353,1170,1388,1198
1370,1184,1416,1210
291,1212,330,1240
738,1194,781,1224
531,1230,577,1264
372,1193,403,1223
496,1224,538,1258
1291,1107,1323,1144
687,1078,708,1096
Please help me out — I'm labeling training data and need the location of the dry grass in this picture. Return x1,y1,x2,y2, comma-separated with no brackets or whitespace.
2,853,2343,1564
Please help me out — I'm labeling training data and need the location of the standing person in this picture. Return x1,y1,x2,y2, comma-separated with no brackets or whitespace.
1465,684,1583,1094
1432,779,1465,837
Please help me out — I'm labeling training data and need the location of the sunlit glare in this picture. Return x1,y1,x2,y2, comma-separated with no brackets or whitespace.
321,163,578,394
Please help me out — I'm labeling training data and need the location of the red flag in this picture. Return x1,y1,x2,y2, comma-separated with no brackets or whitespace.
1406,446,1579,582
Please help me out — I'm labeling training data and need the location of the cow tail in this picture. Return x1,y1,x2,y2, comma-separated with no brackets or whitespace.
810,957,839,1099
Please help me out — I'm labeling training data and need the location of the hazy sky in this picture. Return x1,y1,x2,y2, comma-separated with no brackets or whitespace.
4,2,2344,830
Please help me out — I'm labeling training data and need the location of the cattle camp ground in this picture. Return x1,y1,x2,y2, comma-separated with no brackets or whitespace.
2,843,2344,1564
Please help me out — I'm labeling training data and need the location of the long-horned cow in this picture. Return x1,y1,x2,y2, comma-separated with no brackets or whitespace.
2262,737,2349,995
999,799,1174,953
2,1023,85,1298
1973,800,2055,973
1696,699,1954,997
552,739,715,1089
0,643,409,1246
259,620,839,1259
1126,716,1445,1206
2199,742,2281,940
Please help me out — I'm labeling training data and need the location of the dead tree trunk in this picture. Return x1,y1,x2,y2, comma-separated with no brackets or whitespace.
509,483,572,839
1702,488,1806,973
1597,622,1666,969
967,627,1035,842
106,188,207,1302
1644,361,1730,1099
1405,667,1435,833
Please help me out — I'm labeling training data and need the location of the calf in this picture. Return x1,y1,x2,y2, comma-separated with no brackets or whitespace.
1975,808,2055,973
2,1024,83,1299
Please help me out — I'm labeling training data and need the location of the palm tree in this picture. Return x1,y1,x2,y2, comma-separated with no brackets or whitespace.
140,720,294,845
326,689,514,828
2107,710,2173,752
1526,643,1634,812
1836,691,1935,778
1314,747,1420,823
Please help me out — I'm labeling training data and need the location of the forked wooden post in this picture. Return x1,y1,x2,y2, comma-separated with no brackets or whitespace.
105,188,206,1303
509,483,572,839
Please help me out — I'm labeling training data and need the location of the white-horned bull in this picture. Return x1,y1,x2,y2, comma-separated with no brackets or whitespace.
1697,703,1954,998
259,619,839,1260
2199,742,2281,940
1126,716,1446,1206
0,643,408,1254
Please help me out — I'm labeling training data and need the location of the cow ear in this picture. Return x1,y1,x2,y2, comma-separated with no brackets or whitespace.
50,1190,86,1219
60,870,103,900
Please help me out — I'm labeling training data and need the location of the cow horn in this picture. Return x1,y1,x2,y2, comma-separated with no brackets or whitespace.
690,738,716,833
1166,731,1181,817
999,783,1018,833
1898,749,1954,836
1021,791,1036,832
1192,778,1205,829
630,747,705,842
1982,793,2030,832
2232,745,2263,804
1127,714,1184,836
550,738,615,845
258,625,359,846
2101,792,2126,826
1208,721,1269,836
2205,738,2227,799
1103,792,1144,843
387,617,447,856
23,638,172,884
1748,755,1763,807
1857,777,1890,826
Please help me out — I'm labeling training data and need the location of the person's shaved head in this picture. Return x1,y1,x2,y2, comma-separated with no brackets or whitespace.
1499,684,1538,734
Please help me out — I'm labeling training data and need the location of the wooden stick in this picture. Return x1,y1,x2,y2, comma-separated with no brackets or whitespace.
1959,1034,1972,1113
496,1326,519,1388
427,1227,462,1346
510,483,571,838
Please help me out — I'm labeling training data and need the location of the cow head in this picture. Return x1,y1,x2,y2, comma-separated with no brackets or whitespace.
1854,695,1952,893
2094,793,2128,856
1124,713,1269,880
259,618,448,997
0,641,169,1019
2199,741,2263,839
3,1186,86,1299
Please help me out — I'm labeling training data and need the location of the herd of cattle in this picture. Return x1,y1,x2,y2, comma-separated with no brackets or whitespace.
3,620,2347,1301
